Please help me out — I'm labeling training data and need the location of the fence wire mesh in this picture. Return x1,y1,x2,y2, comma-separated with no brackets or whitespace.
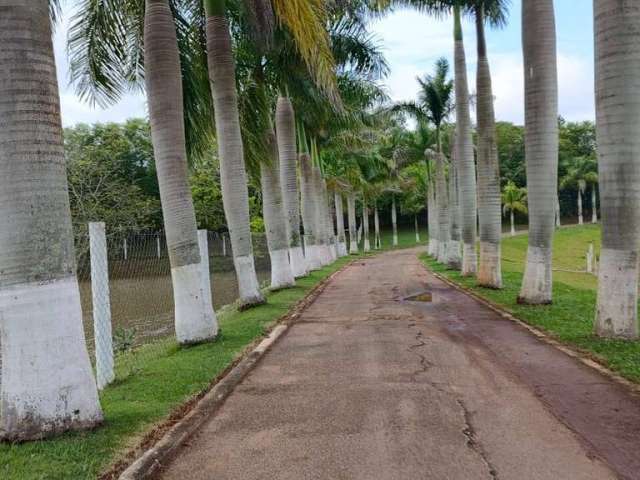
74,228,271,382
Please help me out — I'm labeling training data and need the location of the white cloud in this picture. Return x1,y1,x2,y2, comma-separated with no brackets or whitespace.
371,10,595,125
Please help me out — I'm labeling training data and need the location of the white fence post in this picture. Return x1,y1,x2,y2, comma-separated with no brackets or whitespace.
198,230,214,313
123,237,128,260
222,233,227,257
156,234,161,259
89,222,114,390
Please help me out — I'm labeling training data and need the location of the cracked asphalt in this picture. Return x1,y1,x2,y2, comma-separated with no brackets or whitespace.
157,248,640,480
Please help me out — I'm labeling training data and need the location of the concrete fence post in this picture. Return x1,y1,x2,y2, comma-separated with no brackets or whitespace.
222,233,227,257
89,222,115,390
123,237,128,261
156,234,161,259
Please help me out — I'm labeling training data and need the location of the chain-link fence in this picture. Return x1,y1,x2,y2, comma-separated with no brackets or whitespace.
74,225,271,385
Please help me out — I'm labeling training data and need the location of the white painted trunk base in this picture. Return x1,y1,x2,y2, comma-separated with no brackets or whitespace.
349,240,359,255
437,241,448,264
518,246,553,304
478,242,502,288
289,246,308,278
446,240,462,269
305,244,323,271
269,248,295,290
393,233,398,246
233,255,265,308
429,239,439,257
0,278,102,441
338,242,348,257
329,242,338,261
461,243,478,276
171,261,218,345
364,239,371,252
595,248,639,339
319,245,333,266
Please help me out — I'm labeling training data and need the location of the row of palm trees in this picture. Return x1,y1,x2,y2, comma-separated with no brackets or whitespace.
0,0,383,441
401,0,639,342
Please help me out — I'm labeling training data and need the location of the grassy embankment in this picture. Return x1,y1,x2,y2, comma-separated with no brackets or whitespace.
422,224,640,383
1,228,424,480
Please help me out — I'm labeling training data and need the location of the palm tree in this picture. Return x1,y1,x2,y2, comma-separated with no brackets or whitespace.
0,1,102,440
560,156,598,225
474,0,508,288
146,0,218,342
594,0,640,338
395,58,454,264
275,97,307,277
518,0,558,305
204,0,265,308
502,182,527,236
69,0,219,340
453,4,478,276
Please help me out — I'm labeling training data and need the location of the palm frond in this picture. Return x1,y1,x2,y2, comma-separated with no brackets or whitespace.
272,0,341,108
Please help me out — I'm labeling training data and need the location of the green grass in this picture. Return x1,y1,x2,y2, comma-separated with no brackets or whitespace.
421,224,640,384
1,258,354,480
2,229,425,480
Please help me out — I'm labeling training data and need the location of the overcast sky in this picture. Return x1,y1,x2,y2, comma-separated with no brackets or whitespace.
53,0,595,127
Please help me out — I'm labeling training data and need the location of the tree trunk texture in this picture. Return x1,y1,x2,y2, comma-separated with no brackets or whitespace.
0,1,102,441
447,149,462,269
578,189,584,225
146,0,218,343
391,195,398,246
335,191,348,256
374,205,381,249
299,152,321,270
518,0,558,305
347,193,358,254
363,196,371,252
260,129,294,290
436,152,450,263
275,96,307,277
475,9,502,288
594,0,640,338
454,7,478,276
205,3,264,308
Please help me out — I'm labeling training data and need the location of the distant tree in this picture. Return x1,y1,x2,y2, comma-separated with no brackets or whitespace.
560,156,598,225
502,181,528,236
64,121,162,235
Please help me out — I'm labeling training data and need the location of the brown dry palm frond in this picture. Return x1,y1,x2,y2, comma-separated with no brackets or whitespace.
272,0,341,108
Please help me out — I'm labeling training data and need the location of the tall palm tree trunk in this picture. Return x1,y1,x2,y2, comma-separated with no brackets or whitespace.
391,194,399,246
436,151,450,263
312,165,331,265
299,152,321,269
518,0,558,304
374,204,381,249
275,96,307,277
205,0,263,308
146,0,218,343
0,1,102,440
347,193,359,253
363,196,371,252
453,6,478,276
475,7,502,288
334,191,348,256
260,129,294,290
427,179,439,255
447,147,462,268
594,0,640,338
510,210,516,236
577,189,584,225
591,187,598,223
320,174,337,263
